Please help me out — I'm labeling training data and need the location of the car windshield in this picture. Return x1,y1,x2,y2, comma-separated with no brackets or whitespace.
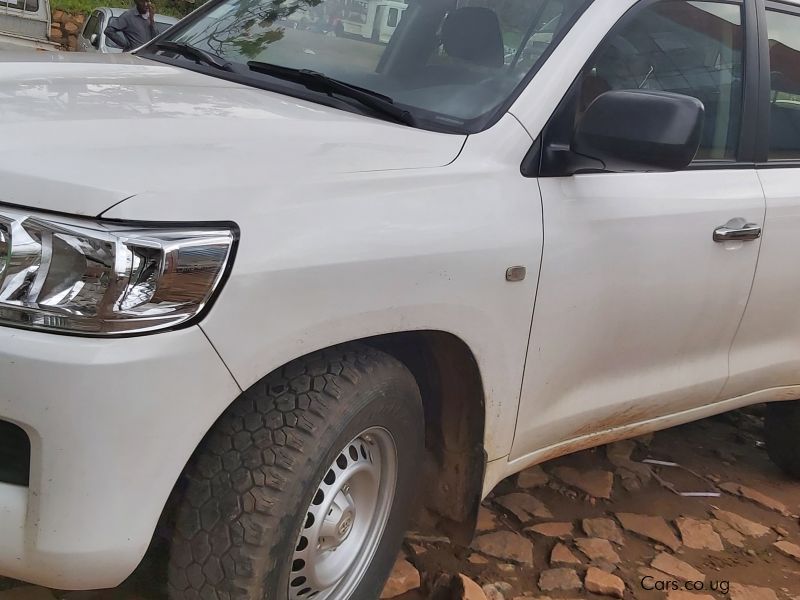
151,0,589,132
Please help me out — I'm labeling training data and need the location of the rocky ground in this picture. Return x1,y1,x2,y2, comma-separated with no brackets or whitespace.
2,406,800,600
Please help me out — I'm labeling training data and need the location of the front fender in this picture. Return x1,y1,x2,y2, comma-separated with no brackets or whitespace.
102,115,541,461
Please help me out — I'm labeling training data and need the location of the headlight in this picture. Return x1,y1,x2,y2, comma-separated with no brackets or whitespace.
0,208,236,336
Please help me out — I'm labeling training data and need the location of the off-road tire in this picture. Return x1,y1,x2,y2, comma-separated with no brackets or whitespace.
168,344,424,600
766,401,800,479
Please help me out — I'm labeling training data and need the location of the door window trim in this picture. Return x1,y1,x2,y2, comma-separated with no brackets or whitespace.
525,0,761,177
739,0,769,164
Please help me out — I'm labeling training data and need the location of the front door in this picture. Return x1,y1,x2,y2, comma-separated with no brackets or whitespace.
511,0,766,461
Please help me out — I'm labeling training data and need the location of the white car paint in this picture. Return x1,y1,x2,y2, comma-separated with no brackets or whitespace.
0,53,465,216
103,112,541,464
724,169,800,398
512,169,764,461
0,327,240,588
1,0,799,590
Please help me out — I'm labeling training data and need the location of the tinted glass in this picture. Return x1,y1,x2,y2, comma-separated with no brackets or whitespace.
159,0,588,131
580,0,744,160
83,12,100,39
766,9,800,160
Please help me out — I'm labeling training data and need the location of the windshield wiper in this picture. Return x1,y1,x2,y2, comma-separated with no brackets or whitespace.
153,41,235,72
246,61,416,127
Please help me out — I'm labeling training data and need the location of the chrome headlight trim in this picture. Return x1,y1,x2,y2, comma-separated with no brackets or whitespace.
0,207,238,337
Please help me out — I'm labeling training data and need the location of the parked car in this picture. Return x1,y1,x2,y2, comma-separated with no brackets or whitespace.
1,0,800,598
76,7,177,52
0,0,59,50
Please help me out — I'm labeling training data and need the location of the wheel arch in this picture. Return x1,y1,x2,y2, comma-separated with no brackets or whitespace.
365,330,487,544
157,330,487,552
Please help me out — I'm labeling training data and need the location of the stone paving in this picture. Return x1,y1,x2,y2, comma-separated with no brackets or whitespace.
3,407,800,600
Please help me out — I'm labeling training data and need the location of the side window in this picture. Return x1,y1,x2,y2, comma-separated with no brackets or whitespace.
387,8,399,28
82,12,100,39
766,9,800,160
580,0,745,161
0,0,38,12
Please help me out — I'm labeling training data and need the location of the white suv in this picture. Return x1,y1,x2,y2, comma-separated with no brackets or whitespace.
1,0,800,598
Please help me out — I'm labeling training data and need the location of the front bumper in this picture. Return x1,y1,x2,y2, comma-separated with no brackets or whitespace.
0,325,240,589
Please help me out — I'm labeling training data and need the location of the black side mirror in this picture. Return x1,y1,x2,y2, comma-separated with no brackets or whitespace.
90,33,101,48
572,90,704,173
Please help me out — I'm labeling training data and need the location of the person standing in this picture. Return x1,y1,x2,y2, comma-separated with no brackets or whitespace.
104,0,157,51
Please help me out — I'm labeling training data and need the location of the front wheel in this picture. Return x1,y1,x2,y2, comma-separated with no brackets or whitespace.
168,345,424,600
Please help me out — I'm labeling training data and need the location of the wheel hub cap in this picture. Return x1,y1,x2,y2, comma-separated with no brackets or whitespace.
337,513,353,539
288,427,398,600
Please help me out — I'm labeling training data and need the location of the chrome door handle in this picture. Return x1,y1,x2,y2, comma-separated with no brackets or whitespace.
714,218,762,243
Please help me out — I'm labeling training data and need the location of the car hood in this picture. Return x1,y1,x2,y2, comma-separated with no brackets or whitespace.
0,53,466,217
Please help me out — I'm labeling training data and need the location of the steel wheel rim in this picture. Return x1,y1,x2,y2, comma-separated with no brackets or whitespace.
288,427,398,600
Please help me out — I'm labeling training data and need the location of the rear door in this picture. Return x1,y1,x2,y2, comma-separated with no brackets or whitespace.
512,0,767,461
723,1,800,398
